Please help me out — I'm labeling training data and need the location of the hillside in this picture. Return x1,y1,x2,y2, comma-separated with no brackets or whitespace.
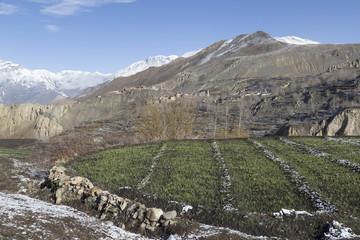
79,31,360,137
0,31,359,139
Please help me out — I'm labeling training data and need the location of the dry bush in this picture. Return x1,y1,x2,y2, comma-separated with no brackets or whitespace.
136,100,196,142
44,134,99,165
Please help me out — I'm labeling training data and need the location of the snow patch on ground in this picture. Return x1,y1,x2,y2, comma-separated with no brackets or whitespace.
137,144,167,189
0,192,149,239
324,220,360,239
325,137,360,147
273,208,312,217
212,141,237,211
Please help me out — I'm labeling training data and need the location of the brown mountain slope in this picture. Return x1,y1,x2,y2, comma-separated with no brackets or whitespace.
80,31,360,101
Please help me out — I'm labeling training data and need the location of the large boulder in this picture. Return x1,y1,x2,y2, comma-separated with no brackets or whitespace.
146,208,164,222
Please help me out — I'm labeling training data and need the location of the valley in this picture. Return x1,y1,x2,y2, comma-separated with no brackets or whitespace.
1,31,360,239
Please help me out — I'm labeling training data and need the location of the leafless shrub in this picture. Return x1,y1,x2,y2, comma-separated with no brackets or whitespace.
136,99,196,142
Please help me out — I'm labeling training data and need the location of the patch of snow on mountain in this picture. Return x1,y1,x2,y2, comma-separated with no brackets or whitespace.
182,48,204,58
274,36,321,45
115,55,178,78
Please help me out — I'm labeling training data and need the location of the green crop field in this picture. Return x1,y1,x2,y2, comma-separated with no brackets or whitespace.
68,144,163,189
257,137,360,216
66,137,360,218
217,139,314,214
289,137,360,165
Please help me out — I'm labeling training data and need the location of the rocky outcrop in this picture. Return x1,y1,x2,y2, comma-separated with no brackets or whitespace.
0,89,162,139
278,107,360,136
47,166,178,235
0,104,66,139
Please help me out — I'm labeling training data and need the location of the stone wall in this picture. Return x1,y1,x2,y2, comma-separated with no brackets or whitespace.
48,166,177,235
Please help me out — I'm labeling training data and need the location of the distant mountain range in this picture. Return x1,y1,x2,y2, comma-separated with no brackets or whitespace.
0,34,320,105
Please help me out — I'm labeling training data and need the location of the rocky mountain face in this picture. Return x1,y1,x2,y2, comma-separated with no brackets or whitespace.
278,107,360,136
1,31,359,139
0,89,162,139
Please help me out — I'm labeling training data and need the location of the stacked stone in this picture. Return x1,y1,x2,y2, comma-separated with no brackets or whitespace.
48,166,177,233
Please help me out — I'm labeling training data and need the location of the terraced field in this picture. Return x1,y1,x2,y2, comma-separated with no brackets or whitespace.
66,137,360,218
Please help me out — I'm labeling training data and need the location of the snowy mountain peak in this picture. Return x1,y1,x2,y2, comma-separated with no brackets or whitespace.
274,36,321,45
115,55,178,78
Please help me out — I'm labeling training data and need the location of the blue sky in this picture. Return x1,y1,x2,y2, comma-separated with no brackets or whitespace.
1,0,359,73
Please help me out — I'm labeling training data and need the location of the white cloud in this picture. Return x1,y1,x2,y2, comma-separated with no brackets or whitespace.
45,24,60,32
32,0,136,16
0,2,18,15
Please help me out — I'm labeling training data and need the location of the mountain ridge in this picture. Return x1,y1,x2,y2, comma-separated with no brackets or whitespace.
0,32,321,105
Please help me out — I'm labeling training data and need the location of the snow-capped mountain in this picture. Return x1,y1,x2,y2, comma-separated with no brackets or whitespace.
114,55,178,78
274,36,321,45
0,55,179,105
0,60,114,105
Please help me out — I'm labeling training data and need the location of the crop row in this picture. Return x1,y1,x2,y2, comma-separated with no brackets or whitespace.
68,144,162,190
0,147,33,160
288,137,360,165
143,140,223,209
257,138,360,216
67,137,360,217
217,139,315,214
280,138,360,172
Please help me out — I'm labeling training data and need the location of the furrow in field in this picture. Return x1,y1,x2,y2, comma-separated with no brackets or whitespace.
325,137,360,147
280,138,360,172
212,141,236,211
137,144,167,190
289,137,360,166
256,138,360,217
217,140,314,214
67,144,162,190
144,141,223,209
250,139,335,212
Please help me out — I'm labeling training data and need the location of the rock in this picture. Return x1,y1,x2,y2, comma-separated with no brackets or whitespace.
91,187,102,197
126,203,138,216
69,176,84,185
100,213,107,220
163,220,176,226
58,176,70,186
145,224,156,232
278,107,360,136
49,166,66,181
77,188,84,196
162,210,177,220
55,188,64,204
137,209,145,221
119,200,127,211
132,212,138,219
104,221,114,226
140,223,146,230
146,208,163,222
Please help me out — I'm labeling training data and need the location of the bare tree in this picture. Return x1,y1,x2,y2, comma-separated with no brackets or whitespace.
136,99,195,142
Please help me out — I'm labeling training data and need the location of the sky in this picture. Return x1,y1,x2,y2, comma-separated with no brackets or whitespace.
0,0,359,73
